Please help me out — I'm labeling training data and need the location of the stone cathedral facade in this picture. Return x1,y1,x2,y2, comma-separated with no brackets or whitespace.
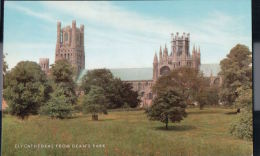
37,22,221,108
55,20,85,74
153,32,201,82
126,33,201,107
39,20,85,75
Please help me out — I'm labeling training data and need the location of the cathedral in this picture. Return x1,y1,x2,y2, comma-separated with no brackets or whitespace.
38,21,221,108
126,32,201,107
39,20,85,75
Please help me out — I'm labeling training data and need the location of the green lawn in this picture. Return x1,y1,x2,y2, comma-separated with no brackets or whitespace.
2,108,252,156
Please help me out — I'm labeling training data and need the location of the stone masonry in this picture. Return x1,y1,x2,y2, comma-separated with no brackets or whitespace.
126,32,201,108
55,20,85,75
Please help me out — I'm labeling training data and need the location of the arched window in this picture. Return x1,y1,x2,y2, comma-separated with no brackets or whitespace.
160,66,171,76
148,93,153,99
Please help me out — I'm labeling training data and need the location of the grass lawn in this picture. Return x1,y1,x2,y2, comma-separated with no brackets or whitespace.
2,108,252,156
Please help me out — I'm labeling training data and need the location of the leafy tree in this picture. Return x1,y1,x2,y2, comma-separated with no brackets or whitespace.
50,59,76,83
230,110,252,140
219,44,252,106
3,53,9,89
153,67,206,106
81,86,108,120
219,44,252,140
3,53,8,75
81,69,140,109
108,78,140,108
3,61,49,119
230,85,252,140
235,85,252,111
121,82,140,108
50,59,77,105
40,85,73,119
206,86,219,106
81,69,114,94
146,89,187,129
196,85,219,110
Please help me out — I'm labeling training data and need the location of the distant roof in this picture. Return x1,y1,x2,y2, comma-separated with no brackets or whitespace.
77,64,220,82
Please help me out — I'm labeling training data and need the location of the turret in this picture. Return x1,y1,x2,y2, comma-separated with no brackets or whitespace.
71,20,76,48
159,46,162,62
192,45,195,55
153,52,158,64
182,37,186,59
57,21,61,46
198,47,201,66
80,24,84,47
153,52,159,82
163,44,168,61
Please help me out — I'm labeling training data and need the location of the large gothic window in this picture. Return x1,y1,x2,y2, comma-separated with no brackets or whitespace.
160,66,171,76
214,78,220,85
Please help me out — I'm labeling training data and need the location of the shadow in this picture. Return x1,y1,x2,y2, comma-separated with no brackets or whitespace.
188,110,224,115
224,112,239,115
69,116,116,121
154,125,196,131
92,118,116,122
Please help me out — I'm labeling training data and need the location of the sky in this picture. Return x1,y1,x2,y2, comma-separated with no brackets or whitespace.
3,0,251,70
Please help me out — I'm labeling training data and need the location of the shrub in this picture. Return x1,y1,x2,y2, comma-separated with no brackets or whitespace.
229,110,252,140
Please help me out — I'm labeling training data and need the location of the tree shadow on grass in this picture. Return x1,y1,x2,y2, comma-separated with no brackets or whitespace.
93,119,115,122
188,110,224,115
69,116,116,121
224,112,239,115
154,125,196,131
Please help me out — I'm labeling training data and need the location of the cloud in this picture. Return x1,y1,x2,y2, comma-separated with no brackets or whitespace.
4,1,251,69
41,1,251,48
6,2,57,23
41,1,183,36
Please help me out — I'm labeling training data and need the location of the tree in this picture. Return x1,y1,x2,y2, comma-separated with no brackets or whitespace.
3,53,9,89
230,84,252,140
40,85,73,119
81,69,140,109
50,59,77,105
121,82,140,108
219,44,252,107
81,86,109,120
196,85,219,110
3,53,8,75
146,89,187,129
3,61,49,119
219,44,252,140
153,67,206,106
81,69,114,94
235,85,252,111
50,59,76,83
107,78,140,108
230,110,252,140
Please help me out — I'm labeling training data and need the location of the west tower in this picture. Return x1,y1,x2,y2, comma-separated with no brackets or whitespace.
55,20,85,75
